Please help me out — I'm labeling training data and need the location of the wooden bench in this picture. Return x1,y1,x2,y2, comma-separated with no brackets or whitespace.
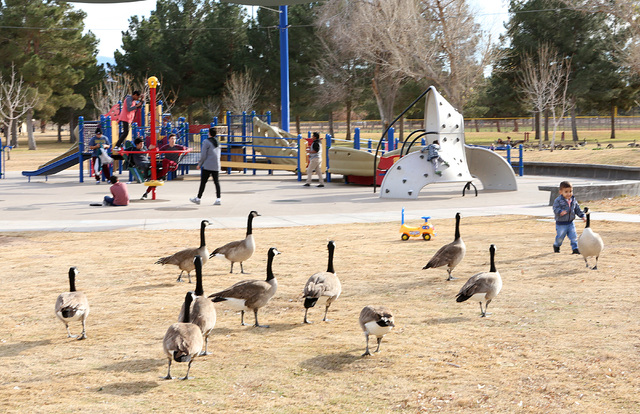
539,181,640,205
220,160,298,172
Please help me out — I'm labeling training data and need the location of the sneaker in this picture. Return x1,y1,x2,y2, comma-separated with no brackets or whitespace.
140,193,148,200
303,183,310,187
214,199,221,205
553,245,560,253
189,197,201,205
102,200,108,206
95,180,100,185
572,249,580,255
435,171,442,176
317,184,325,187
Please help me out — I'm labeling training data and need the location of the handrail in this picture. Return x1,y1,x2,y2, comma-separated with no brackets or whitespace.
373,86,433,193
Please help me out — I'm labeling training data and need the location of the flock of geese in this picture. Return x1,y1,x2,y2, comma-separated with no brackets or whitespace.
55,209,604,380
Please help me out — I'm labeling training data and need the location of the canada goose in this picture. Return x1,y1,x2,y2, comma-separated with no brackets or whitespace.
423,212,466,280
359,305,395,357
163,292,203,380
302,241,342,323
596,139,601,148
156,220,210,283
606,143,614,149
55,267,90,340
456,244,502,317
210,211,260,273
209,247,280,328
577,207,605,270
178,256,216,355
627,140,636,147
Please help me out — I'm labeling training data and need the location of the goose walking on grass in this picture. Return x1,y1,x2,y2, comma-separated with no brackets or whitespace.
156,220,210,283
210,211,260,273
209,247,280,328
55,267,90,340
577,207,605,270
359,306,394,356
178,256,216,355
456,244,502,317
163,292,203,380
302,241,341,324
423,212,466,280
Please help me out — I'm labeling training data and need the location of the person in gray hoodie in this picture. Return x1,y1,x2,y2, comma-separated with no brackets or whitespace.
190,127,222,205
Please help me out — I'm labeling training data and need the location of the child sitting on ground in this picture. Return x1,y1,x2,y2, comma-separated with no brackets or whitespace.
103,176,130,206
552,180,585,253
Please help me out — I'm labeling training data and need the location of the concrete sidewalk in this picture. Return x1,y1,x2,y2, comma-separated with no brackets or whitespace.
0,170,638,232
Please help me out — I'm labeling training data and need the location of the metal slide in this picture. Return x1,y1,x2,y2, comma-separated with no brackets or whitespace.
22,152,91,179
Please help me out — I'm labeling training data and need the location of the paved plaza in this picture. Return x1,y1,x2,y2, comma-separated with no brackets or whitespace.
0,170,638,232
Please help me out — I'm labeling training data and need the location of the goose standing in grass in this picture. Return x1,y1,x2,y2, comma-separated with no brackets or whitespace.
208,247,280,327
55,267,90,340
163,292,203,380
156,220,210,283
359,306,394,357
577,207,605,270
210,211,260,273
178,256,216,355
302,241,341,323
423,212,466,280
456,244,502,317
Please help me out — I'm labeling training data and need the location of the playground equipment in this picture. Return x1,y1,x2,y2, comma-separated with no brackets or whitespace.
400,208,436,241
378,87,517,199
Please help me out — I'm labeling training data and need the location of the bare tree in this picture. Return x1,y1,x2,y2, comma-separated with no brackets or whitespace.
518,44,573,151
319,0,498,113
317,0,406,132
223,71,260,114
90,72,133,116
0,64,39,148
201,96,221,122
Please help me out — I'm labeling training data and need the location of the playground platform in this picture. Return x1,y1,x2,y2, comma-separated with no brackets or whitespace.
0,170,638,232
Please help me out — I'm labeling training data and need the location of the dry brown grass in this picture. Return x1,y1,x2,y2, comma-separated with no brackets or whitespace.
1,213,639,413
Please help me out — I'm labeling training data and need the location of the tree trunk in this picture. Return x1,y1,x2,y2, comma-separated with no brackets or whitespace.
27,109,36,150
495,120,501,132
610,105,616,139
69,115,77,144
513,119,519,132
345,99,352,141
399,116,404,142
295,115,301,136
371,66,400,140
535,112,541,148
10,118,18,147
57,124,62,142
570,105,579,142
474,119,479,132
544,109,549,141
328,112,335,138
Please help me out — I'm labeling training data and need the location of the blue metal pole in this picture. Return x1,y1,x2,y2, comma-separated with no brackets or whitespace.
325,133,331,183
279,6,290,132
78,116,84,183
519,144,524,176
388,127,395,151
267,111,272,125
354,128,360,150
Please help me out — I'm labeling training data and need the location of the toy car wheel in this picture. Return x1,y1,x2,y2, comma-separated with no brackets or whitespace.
422,233,431,241
401,234,410,241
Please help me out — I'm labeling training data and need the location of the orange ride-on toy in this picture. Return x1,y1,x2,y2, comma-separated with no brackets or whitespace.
400,208,436,241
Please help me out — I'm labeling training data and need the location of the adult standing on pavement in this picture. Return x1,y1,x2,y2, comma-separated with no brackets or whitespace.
114,90,142,149
190,127,222,205
304,131,324,187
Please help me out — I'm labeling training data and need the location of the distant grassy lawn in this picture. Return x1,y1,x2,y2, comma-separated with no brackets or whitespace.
4,128,640,172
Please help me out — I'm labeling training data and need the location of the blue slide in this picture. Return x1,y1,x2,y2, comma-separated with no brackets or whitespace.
22,151,91,179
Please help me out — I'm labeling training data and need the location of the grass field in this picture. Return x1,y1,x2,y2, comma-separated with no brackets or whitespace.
1,214,639,413
2,130,640,413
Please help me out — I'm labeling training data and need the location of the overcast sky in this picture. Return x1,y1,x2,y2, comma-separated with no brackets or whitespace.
71,0,509,59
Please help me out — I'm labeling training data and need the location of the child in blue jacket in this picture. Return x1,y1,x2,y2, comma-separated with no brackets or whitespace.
552,181,586,253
